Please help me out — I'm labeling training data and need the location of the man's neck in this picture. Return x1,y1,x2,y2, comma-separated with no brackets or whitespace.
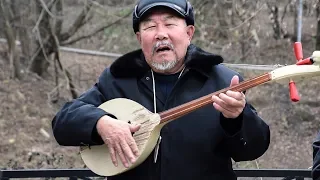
151,63,185,75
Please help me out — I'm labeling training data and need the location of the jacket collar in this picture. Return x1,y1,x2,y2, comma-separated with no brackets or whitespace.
110,44,224,78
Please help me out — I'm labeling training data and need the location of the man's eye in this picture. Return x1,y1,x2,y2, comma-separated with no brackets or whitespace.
166,24,175,26
145,26,156,30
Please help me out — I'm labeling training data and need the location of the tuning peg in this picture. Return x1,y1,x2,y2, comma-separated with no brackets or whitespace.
294,42,303,62
289,42,302,102
289,80,300,102
296,57,313,65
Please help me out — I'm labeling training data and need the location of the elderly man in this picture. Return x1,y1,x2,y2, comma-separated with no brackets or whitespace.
52,0,270,179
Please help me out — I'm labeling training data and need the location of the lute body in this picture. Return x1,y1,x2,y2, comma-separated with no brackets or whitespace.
80,98,164,176
80,63,320,176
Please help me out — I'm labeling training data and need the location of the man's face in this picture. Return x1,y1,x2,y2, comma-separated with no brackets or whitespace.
136,8,195,73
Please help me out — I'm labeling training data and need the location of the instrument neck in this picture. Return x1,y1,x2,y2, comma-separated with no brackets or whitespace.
158,73,272,124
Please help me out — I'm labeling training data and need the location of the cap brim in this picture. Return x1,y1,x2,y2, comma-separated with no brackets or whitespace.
138,2,186,19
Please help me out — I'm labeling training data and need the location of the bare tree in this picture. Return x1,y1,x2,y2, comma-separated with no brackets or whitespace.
229,0,264,61
0,0,21,79
0,0,132,100
266,0,292,39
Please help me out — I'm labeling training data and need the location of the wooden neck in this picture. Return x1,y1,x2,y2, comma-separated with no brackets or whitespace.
159,73,272,124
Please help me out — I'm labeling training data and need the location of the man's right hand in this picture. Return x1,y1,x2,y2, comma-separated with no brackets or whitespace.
96,115,141,168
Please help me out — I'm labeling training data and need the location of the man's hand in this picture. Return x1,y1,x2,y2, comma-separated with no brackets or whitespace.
212,75,246,118
96,115,141,168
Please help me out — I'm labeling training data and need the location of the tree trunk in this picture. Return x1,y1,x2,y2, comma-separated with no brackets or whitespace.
271,6,281,39
29,0,53,76
30,52,50,76
11,0,34,67
0,0,21,79
19,29,32,63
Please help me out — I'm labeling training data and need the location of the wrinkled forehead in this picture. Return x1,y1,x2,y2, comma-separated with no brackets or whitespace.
140,6,185,23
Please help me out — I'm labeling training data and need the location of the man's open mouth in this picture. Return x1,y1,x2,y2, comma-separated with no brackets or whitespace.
156,46,172,53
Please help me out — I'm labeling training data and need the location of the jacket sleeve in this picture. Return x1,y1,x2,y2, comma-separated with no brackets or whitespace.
312,132,320,180
219,103,270,161
218,72,270,161
51,68,112,146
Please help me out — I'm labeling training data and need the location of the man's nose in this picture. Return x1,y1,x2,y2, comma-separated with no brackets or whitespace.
155,28,168,40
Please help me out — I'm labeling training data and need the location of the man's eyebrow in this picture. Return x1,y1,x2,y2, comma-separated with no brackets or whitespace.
141,15,177,25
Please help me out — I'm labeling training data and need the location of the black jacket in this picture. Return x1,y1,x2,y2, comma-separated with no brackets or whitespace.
312,132,320,180
52,44,270,180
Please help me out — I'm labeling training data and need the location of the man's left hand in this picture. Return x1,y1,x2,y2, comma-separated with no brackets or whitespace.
212,75,246,119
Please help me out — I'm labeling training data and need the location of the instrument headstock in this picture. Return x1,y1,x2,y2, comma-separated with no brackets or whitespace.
268,42,320,102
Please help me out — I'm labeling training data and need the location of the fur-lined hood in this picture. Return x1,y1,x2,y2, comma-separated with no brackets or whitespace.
110,44,224,78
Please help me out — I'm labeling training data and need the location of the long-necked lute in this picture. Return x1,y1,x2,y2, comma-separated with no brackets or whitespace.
80,54,320,177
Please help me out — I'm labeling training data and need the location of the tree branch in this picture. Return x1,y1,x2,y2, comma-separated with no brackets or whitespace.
227,3,265,31
27,35,51,71
38,0,63,19
59,1,93,41
32,0,57,33
61,10,131,46
281,0,292,23
54,0,63,36
52,26,78,99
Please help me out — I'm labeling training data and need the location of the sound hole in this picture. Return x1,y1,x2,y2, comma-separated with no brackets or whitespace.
128,121,135,136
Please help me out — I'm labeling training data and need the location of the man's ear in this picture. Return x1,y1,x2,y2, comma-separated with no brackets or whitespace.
136,32,141,44
186,25,195,41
